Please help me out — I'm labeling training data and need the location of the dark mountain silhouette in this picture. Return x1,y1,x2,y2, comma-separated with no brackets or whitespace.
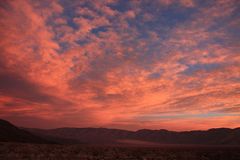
134,128,240,145
25,126,240,145
0,119,51,143
25,127,133,144
1,119,240,145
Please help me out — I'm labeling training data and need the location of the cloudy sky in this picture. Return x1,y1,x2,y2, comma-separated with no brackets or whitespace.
0,0,239,131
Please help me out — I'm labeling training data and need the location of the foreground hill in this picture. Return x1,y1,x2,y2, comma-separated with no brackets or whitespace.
0,119,50,143
25,126,240,145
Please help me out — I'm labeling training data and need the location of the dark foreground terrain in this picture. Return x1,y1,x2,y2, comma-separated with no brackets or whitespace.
0,143,240,160
1,119,240,159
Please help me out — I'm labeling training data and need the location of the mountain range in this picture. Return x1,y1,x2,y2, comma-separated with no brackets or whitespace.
1,119,240,145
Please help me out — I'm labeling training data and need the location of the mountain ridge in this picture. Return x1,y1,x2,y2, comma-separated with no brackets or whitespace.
0,119,52,144
24,126,240,145
1,119,240,145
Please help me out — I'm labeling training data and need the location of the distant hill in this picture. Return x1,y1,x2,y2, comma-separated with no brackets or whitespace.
134,128,240,145
25,127,133,144
1,119,240,145
0,119,51,144
25,126,240,145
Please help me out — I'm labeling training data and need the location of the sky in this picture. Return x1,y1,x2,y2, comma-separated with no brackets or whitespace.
0,0,239,131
